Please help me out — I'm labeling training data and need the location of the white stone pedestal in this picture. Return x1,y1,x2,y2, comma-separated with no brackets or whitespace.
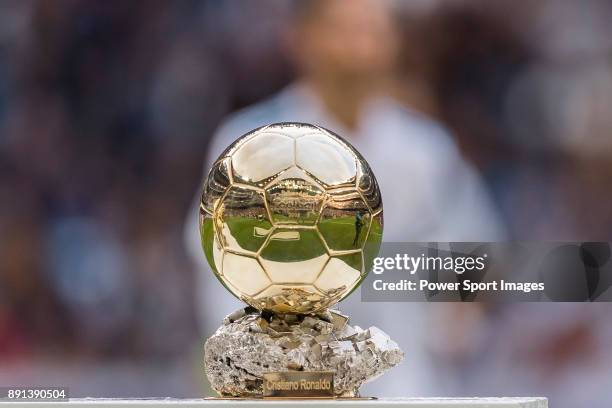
0,398,547,407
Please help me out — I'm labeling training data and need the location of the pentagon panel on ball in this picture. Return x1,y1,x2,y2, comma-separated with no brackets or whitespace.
199,123,383,314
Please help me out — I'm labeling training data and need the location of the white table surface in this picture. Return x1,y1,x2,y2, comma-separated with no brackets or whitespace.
0,398,548,408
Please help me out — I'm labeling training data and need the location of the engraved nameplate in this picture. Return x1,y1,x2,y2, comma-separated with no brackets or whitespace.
263,371,334,398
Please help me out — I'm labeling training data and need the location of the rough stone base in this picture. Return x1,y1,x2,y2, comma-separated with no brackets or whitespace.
204,307,403,397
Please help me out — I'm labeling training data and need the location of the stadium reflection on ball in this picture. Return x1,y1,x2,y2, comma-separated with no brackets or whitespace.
199,123,383,314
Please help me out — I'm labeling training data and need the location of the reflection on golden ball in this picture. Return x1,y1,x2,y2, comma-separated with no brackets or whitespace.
199,123,383,314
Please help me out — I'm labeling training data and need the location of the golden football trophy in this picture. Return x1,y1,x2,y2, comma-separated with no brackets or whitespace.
200,123,402,398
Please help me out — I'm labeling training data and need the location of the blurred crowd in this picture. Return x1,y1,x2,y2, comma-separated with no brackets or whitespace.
1,0,612,405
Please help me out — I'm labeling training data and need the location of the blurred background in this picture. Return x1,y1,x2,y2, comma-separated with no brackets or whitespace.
1,0,612,406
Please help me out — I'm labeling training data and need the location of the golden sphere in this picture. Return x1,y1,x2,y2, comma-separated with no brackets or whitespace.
199,123,383,314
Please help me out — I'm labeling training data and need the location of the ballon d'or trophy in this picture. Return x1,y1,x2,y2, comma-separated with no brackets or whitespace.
200,123,403,398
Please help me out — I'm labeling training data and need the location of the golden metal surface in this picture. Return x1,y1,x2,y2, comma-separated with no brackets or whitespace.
199,123,383,314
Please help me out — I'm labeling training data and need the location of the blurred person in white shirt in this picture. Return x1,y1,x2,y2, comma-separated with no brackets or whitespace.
185,0,504,397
